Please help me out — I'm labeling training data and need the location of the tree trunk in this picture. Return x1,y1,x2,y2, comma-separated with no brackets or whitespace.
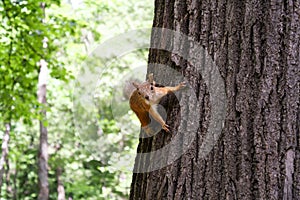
0,123,10,195
5,155,14,199
56,167,66,200
37,59,49,200
130,0,300,199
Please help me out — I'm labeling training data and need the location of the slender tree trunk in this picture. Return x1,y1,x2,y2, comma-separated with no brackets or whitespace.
130,0,300,199
37,2,49,199
57,167,66,200
13,165,17,200
37,59,49,200
5,156,13,199
0,123,10,195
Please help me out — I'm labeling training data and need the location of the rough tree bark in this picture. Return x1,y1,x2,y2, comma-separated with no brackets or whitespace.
130,0,300,199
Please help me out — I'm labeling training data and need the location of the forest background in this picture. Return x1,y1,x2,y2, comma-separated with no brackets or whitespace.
0,0,154,199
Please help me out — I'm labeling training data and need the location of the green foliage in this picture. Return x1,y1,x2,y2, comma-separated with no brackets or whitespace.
0,0,78,123
0,0,154,199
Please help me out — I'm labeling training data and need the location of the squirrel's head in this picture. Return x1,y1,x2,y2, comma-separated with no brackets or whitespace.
132,81,154,101
132,73,166,104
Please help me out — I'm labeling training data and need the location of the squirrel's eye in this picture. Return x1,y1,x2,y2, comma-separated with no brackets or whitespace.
138,92,141,95
150,86,153,90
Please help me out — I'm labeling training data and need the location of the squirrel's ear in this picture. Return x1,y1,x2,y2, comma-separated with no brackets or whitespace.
148,73,154,84
132,82,139,89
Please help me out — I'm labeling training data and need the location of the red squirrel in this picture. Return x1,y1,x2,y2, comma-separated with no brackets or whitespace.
129,73,185,134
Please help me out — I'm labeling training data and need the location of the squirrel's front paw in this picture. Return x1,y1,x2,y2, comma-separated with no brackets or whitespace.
179,82,186,89
162,123,170,132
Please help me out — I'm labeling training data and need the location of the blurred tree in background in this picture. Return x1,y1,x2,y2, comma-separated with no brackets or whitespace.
0,0,154,199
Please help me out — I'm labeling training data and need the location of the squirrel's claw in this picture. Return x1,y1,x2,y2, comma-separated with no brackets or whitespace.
162,124,170,132
179,82,186,89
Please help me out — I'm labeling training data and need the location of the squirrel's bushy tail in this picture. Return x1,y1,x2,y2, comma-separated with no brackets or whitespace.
123,79,140,100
